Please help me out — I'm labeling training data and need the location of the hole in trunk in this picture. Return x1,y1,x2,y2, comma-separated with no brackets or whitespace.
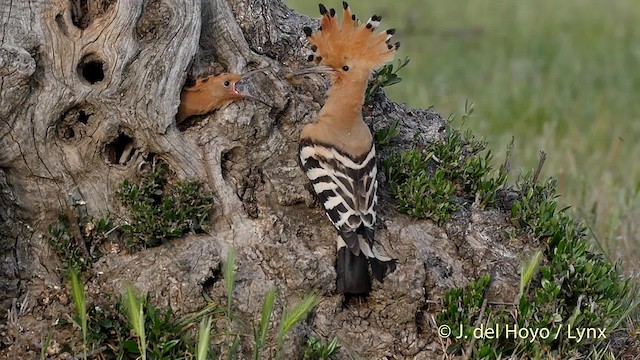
57,105,95,143
78,54,105,84
70,0,116,30
105,132,137,166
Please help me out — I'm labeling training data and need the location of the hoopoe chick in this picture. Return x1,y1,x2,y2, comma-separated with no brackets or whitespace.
297,2,400,295
177,70,267,123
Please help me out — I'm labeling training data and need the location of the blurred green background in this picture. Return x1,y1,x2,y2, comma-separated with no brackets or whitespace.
286,0,640,274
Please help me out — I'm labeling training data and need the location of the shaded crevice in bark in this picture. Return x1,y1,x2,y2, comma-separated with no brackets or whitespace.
69,0,116,30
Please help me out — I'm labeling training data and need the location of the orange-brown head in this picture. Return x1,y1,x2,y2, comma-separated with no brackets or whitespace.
300,2,400,83
177,73,245,122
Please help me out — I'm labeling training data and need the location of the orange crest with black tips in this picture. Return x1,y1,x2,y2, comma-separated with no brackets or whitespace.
303,2,399,72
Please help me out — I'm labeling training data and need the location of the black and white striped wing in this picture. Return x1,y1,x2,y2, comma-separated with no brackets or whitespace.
299,141,378,254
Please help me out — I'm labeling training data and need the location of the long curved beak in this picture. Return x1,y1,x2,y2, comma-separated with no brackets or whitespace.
235,68,273,107
286,65,336,78
240,67,270,79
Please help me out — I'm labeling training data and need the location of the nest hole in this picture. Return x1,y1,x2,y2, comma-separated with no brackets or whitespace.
57,105,94,142
105,132,136,166
70,0,116,30
77,54,105,84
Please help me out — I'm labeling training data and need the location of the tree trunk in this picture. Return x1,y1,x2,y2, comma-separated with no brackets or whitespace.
0,0,531,358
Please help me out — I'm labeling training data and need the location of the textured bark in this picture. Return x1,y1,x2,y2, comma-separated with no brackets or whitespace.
0,0,535,358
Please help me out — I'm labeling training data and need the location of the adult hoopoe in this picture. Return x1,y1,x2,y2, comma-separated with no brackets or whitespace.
176,70,267,123
296,2,400,294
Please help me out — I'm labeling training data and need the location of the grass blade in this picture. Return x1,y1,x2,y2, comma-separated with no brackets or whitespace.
518,250,543,301
276,293,319,359
68,269,87,360
197,316,213,360
124,285,147,360
223,248,237,317
40,330,53,360
254,288,277,360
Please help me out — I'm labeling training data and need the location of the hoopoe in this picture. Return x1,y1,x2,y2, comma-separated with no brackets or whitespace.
176,69,267,123
296,2,400,294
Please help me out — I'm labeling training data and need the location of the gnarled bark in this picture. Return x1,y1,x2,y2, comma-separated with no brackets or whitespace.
0,0,534,358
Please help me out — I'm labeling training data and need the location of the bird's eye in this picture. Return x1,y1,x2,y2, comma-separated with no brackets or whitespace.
223,81,230,87
342,65,350,72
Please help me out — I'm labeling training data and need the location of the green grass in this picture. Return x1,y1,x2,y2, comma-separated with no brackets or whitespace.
286,0,640,275
48,248,325,359
68,269,88,360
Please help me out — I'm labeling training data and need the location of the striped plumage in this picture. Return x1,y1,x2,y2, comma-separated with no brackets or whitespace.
296,2,399,294
299,139,395,293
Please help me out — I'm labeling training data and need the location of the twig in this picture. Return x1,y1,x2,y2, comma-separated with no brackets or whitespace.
463,298,489,360
424,299,516,307
430,314,450,360
73,346,107,360
500,136,515,177
532,150,547,185
103,224,120,236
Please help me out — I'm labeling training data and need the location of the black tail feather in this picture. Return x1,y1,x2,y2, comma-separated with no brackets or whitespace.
337,247,371,294
369,258,397,283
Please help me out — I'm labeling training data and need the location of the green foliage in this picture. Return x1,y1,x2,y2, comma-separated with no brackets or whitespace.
222,248,240,358
81,288,220,359
116,163,214,249
385,106,507,224
385,148,459,225
303,336,340,360
435,174,638,358
47,214,114,271
519,250,543,300
304,336,340,360
374,119,400,149
437,274,490,341
365,57,410,101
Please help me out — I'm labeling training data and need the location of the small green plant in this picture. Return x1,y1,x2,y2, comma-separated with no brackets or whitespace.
384,109,507,224
116,163,214,248
437,274,491,341
48,214,114,271
39,330,53,360
374,119,400,149
385,148,459,224
68,269,88,360
56,248,321,359
123,285,147,360
366,57,410,101
303,336,340,360
220,248,320,360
